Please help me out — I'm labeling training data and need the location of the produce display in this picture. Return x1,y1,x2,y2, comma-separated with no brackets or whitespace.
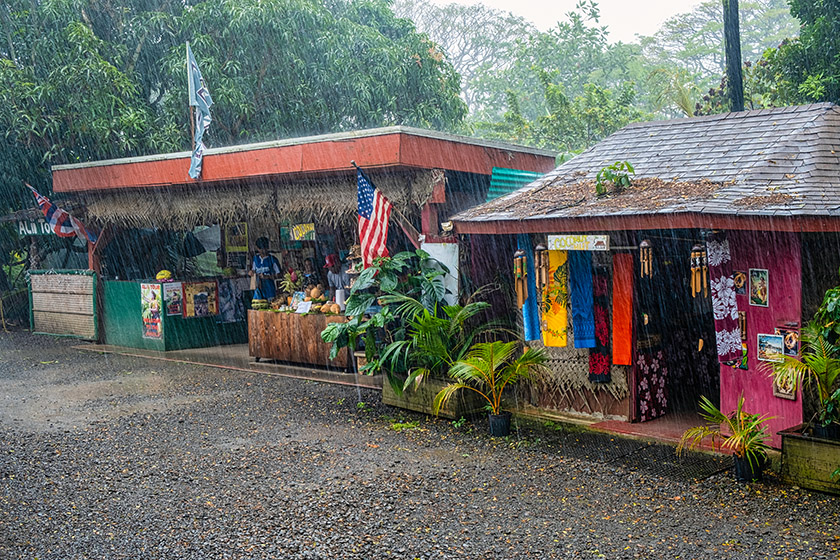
250,282,342,314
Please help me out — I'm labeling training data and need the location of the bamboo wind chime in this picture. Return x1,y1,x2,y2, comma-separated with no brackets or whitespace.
513,249,529,309
690,244,708,298
534,244,549,298
639,239,653,278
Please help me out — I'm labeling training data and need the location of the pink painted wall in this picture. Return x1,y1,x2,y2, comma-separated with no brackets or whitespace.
720,230,803,448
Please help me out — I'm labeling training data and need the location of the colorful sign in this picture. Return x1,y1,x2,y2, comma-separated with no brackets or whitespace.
547,234,609,252
749,268,769,307
162,282,183,316
183,281,218,318
225,223,248,253
140,283,163,339
757,333,784,363
290,223,315,241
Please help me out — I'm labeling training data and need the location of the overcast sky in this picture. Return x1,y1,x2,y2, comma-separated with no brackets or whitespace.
427,0,704,43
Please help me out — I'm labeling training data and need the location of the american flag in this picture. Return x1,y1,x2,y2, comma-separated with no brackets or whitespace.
357,169,392,268
27,184,96,244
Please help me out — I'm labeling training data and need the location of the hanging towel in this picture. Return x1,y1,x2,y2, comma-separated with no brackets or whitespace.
611,253,634,365
569,250,595,348
517,234,541,342
542,250,568,347
705,231,741,363
589,268,611,382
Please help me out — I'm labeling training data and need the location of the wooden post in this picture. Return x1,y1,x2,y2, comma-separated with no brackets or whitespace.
723,0,744,112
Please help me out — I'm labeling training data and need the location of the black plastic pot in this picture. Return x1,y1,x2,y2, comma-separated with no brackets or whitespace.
488,412,511,437
733,455,765,482
812,422,840,441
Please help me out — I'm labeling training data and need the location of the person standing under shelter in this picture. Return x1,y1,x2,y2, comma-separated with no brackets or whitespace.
251,237,281,300
324,254,350,301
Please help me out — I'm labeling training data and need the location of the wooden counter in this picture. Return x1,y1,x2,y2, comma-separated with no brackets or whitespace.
248,310,351,369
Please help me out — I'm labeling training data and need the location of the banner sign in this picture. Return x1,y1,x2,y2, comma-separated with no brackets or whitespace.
547,234,610,252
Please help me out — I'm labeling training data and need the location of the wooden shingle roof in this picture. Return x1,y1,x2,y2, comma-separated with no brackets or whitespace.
453,103,840,232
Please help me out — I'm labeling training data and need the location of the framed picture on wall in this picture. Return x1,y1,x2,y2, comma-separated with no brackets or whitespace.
749,268,769,307
775,327,800,357
757,333,784,363
773,377,797,400
733,270,747,295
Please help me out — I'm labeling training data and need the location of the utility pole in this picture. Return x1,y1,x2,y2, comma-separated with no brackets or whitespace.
723,0,744,112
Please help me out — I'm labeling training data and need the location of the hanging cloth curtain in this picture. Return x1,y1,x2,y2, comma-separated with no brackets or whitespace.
705,231,742,363
589,267,611,382
611,253,633,365
569,250,595,349
542,250,568,347
517,234,541,342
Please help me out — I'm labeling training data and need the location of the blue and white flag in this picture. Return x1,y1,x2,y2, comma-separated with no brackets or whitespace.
187,42,213,179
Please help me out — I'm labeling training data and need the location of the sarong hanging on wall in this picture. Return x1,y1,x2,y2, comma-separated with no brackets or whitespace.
705,231,742,363
611,253,633,365
542,250,568,347
569,251,595,349
589,267,611,382
517,234,542,342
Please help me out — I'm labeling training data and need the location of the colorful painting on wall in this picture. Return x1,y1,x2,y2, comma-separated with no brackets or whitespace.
757,333,784,362
773,375,797,400
162,282,183,316
183,281,218,318
733,270,747,295
749,268,769,307
775,327,800,357
141,283,163,339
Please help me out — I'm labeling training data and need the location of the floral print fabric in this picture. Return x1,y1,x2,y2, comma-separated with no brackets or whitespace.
635,349,668,422
705,232,742,363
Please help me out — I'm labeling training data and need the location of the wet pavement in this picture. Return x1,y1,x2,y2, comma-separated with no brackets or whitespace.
1,331,838,559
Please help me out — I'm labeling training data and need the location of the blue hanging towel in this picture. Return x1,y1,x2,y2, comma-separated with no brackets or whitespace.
517,234,542,342
569,251,595,348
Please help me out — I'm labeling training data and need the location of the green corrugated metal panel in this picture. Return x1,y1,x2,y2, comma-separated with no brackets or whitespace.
487,167,544,201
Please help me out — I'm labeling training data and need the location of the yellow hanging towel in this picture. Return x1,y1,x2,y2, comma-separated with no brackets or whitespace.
542,250,568,347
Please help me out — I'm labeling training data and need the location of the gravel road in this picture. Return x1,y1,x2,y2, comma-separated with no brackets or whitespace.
1,331,838,559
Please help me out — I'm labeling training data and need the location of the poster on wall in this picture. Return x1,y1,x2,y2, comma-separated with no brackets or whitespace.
216,278,246,323
733,270,747,295
183,281,218,318
757,333,784,363
140,283,163,339
162,282,183,316
773,376,797,400
749,268,769,307
775,326,800,357
225,223,248,253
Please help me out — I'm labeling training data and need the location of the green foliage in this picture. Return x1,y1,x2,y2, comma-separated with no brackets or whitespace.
677,395,773,473
595,161,634,196
755,0,840,105
388,419,420,432
434,341,548,416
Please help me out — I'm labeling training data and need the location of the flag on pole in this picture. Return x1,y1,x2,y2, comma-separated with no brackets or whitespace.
187,42,213,179
357,169,392,268
26,184,97,244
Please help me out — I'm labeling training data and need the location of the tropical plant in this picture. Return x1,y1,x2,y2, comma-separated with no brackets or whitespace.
766,324,840,430
677,395,773,474
433,341,548,417
278,271,301,295
378,287,509,391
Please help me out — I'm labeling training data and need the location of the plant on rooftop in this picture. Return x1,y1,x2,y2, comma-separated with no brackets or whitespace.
595,161,634,196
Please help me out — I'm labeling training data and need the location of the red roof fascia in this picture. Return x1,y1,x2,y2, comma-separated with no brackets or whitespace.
454,213,840,234
53,133,555,193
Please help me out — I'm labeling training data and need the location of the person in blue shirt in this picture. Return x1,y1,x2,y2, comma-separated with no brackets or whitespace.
250,237,281,300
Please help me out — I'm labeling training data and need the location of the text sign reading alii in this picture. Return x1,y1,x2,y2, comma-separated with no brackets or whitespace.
547,234,610,251
17,219,52,237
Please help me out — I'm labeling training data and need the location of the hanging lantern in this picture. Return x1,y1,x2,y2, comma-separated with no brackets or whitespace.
534,244,548,296
513,249,528,309
690,244,708,298
639,239,653,278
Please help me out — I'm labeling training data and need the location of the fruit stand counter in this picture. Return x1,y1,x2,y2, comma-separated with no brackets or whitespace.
248,310,351,369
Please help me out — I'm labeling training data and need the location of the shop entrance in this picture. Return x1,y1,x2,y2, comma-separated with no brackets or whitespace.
631,231,720,423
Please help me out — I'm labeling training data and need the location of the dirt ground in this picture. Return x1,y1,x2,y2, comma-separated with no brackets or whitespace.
1,331,838,559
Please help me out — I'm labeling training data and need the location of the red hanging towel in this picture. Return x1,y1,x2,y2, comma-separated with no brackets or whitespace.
612,253,634,365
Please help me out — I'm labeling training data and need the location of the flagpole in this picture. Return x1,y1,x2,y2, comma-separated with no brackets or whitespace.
187,43,195,151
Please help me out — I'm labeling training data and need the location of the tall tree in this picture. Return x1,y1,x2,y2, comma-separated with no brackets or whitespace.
723,0,745,111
